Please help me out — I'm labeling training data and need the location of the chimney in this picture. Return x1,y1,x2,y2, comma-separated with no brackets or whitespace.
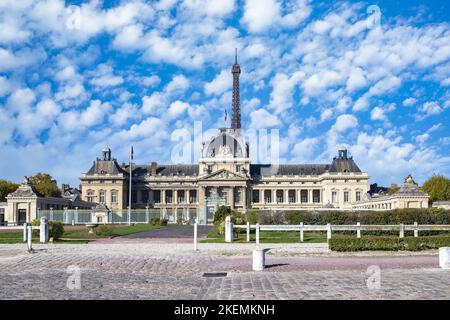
151,162,157,176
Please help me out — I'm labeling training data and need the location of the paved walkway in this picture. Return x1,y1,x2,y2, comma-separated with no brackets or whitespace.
0,243,448,300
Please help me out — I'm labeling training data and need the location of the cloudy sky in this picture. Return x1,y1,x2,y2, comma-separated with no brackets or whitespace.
1,0,450,187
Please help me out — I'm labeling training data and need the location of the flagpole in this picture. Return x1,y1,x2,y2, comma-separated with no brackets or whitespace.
128,146,132,226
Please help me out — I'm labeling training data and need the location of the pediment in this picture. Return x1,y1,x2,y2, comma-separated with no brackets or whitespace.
199,169,248,181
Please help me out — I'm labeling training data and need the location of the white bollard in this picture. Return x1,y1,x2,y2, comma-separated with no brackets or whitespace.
327,223,332,240
299,222,304,242
23,223,28,242
225,216,233,243
193,222,198,251
414,222,418,238
399,223,404,238
40,217,49,243
252,248,269,271
246,222,250,242
357,222,361,239
27,226,33,252
255,223,260,247
439,247,450,269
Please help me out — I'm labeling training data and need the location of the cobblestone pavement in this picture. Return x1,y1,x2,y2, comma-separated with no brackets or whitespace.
0,243,449,300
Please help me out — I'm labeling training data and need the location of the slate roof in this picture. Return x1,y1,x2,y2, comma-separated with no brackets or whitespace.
250,164,330,176
122,164,199,176
328,158,362,173
86,160,126,175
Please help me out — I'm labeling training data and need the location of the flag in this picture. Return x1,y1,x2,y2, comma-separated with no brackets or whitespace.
224,109,227,121
131,145,134,160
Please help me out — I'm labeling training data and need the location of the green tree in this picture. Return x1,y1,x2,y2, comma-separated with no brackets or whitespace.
422,175,450,202
29,173,61,198
388,186,400,195
0,180,19,202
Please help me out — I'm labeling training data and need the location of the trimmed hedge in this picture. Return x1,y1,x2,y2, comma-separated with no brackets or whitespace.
329,235,450,251
245,208,450,225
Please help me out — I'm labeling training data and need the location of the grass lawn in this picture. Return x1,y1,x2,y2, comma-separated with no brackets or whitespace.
201,228,327,243
62,223,164,239
0,223,164,244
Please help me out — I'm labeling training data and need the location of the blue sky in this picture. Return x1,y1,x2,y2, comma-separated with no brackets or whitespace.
0,0,450,187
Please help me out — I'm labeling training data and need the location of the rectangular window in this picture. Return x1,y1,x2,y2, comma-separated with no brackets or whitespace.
301,190,308,203
234,189,241,204
332,191,337,203
276,190,283,203
177,190,185,203
252,190,260,203
154,190,161,203
99,190,105,204
288,190,296,203
344,191,349,202
313,190,320,203
142,190,149,204
111,191,117,204
236,165,241,173
166,190,173,204
356,191,361,202
87,190,95,203
189,190,197,203
131,190,137,204
264,190,271,203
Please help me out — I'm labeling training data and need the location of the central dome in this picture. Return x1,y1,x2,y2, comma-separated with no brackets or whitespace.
202,129,247,159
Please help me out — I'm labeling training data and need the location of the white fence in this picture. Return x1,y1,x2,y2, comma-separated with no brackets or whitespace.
228,222,450,243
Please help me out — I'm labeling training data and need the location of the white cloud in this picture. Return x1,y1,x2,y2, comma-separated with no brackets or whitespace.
242,0,280,33
249,108,280,129
403,97,417,107
89,64,124,88
204,69,231,96
331,114,358,133
292,137,319,162
269,71,304,113
370,106,386,121
168,100,190,119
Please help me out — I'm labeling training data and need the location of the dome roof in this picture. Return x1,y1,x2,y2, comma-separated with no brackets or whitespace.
202,130,247,159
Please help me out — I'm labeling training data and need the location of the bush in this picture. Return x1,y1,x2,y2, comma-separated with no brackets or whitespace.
48,221,64,240
30,219,64,240
214,206,231,225
94,225,113,237
160,219,168,226
329,235,450,252
246,208,450,226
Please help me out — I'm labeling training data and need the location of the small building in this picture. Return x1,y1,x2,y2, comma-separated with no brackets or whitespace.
1,177,96,225
352,175,429,210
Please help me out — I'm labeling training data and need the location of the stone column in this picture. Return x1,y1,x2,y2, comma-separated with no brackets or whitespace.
297,189,301,204
229,187,235,210
174,190,178,204
284,189,289,204
309,189,313,203
242,187,247,209
161,190,166,204
272,189,276,204
259,189,263,204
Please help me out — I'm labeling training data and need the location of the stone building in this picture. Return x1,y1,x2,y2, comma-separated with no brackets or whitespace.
80,58,370,224
351,175,429,210
0,177,94,225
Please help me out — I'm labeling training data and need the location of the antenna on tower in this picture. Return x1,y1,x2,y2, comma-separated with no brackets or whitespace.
235,48,237,64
